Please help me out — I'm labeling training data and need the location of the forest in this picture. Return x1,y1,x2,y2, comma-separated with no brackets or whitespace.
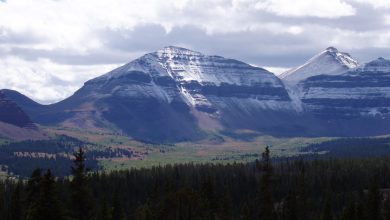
1,147,390,220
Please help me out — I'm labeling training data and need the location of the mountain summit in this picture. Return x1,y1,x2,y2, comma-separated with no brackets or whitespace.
280,47,359,84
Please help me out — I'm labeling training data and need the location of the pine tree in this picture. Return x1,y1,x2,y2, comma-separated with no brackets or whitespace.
367,177,381,220
70,147,95,220
321,194,333,220
25,168,42,220
284,190,298,220
111,189,125,220
257,146,276,220
384,198,390,220
240,203,251,220
9,182,23,220
99,197,111,220
340,196,356,220
0,182,5,218
35,169,65,220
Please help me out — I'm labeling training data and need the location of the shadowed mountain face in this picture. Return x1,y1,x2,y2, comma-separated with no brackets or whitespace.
3,46,390,142
0,90,36,129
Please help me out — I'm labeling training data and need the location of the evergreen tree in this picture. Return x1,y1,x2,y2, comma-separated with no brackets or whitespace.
240,203,251,220
355,190,367,220
321,194,332,220
0,182,5,218
340,196,356,220
31,169,65,220
384,198,390,220
70,147,94,220
25,168,42,220
99,197,111,220
284,190,298,220
111,189,125,220
135,201,154,220
296,161,308,220
257,146,276,220
9,182,22,220
367,177,381,220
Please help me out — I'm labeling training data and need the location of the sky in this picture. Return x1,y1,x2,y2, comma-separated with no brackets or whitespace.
0,0,390,104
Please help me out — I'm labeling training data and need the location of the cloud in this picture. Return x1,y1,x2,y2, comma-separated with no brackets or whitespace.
0,57,119,104
254,0,356,18
0,0,389,103
350,0,390,9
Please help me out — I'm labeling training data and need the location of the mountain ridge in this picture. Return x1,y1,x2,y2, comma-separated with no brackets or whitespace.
2,46,390,142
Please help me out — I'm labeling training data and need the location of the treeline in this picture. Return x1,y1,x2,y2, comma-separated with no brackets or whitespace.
2,147,390,219
0,135,137,176
302,137,390,157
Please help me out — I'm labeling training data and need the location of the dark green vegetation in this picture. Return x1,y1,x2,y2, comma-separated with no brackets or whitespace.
303,137,390,157
0,135,136,176
1,148,390,219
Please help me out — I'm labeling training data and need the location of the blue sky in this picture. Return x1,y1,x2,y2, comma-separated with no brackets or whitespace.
0,0,389,103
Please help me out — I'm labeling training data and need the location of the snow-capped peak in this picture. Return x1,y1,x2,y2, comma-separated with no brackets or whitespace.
156,46,203,58
279,47,359,84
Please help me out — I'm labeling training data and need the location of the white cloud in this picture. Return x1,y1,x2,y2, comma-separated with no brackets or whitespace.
0,57,119,104
254,0,356,18
349,0,390,9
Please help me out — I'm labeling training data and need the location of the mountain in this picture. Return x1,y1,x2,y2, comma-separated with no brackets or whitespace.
299,57,390,136
0,90,36,129
8,46,299,142
5,46,390,141
0,90,49,140
280,47,359,84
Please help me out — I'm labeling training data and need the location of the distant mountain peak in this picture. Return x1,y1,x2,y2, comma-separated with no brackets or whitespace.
156,46,202,57
326,46,338,53
279,47,359,84
360,57,390,72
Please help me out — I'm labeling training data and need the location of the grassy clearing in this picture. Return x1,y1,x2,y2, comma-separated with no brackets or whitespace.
99,134,333,172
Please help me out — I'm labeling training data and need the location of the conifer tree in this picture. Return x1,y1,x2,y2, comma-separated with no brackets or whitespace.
340,195,356,220
71,147,94,220
284,190,298,220
257,146,276,220
32,169,65,220
367,177,381,220
9,182,22,220
25,168,42,220
99,197,111,220
111,189,125,220
321,194,333,220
